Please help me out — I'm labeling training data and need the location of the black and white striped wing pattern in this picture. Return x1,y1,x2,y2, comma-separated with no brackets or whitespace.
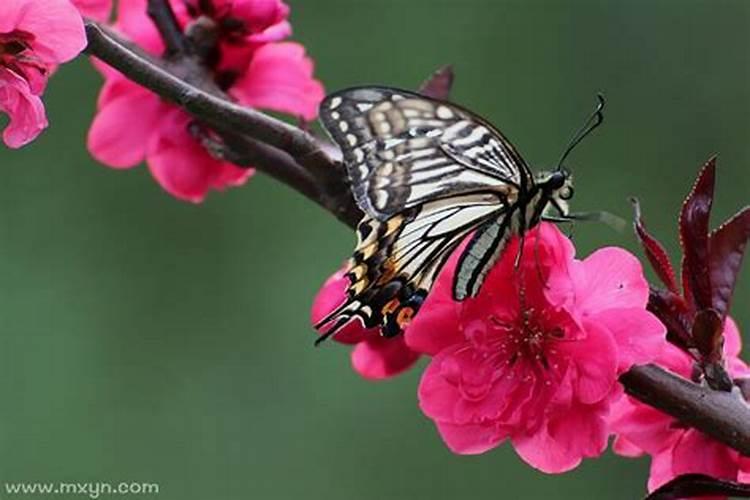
452,213,517,301
315,192,508,340
319,86,533,221
315,86,541,340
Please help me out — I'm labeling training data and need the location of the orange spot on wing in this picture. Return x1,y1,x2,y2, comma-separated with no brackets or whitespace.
396,307,415,328
382,298,401,316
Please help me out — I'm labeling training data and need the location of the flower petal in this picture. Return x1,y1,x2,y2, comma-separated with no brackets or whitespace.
573,247,650,315
0,69,47,148
564,321,618,404
87,84,162,168
0,0,87,64
114,0,165,55
71,0,112,22
672,429,740,483
146,110,252,202
418,345,512,425
232,42,324,121
351,336,419,380
247,20,292,43
435,421,506,455
647,447,677,492
592,307,666,372
612,435,644,458
511,401,608,473
609,395,678,456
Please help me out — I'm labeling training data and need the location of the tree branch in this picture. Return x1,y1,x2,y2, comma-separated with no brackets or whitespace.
620,364,750,455
83,20,362,227
84,22,335,172
147,0,190,56
81,19,750,457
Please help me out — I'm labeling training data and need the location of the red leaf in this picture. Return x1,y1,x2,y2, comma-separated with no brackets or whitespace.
709,206,750,319
648,287,692,351
691,308,723,362
645,473,750,499
631,198,680,294
418,65,454,100
679,158,716,310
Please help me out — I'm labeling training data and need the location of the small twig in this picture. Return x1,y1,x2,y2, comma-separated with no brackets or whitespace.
190,124,322,204
147,0,191,56
620,364,750,455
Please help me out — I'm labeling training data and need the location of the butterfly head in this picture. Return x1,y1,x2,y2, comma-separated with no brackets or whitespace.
537,169,574,216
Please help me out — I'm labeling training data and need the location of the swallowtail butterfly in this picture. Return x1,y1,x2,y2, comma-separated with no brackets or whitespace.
315,86,604,342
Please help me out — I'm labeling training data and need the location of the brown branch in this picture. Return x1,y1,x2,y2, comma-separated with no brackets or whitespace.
83,20,362,227
147,0,190,56
83,22,338,175
81,20,750,456
620,364,750,455
190,125,321,204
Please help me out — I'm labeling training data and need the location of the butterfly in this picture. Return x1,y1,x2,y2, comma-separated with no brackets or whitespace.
314,86,604,343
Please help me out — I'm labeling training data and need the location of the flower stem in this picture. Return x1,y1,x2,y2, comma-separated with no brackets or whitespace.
146,0,191,56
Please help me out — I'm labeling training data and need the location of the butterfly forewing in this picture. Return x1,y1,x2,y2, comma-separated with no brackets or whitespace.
319,87,533,221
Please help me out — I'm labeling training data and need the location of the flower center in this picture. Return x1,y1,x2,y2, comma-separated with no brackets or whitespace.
0,39,27,57
482,306,564,372
0,31,34,58
0,30,46,81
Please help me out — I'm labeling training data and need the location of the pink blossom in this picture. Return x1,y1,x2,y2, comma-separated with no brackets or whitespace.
0,0,86,148
311,268,420,380
71,0,113,21
183,0,291,44
610,317,750,496
88,0,323,202
405,223,666,473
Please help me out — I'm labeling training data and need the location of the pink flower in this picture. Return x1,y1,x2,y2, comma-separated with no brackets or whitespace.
610,317,750,496
87,0,324,202
71,0,113,21
311,268,420,380
0,0,86,148
405,223,666,473
183,0,291,44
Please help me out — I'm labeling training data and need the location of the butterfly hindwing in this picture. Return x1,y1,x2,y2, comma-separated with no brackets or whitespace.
319,86,533,221
315,193,507,340
452,211,517,301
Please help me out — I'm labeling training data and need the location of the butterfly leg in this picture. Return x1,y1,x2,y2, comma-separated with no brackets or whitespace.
513,233,526,269
543,212,625,231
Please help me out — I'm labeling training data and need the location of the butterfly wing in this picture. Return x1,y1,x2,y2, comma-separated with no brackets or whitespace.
316,86,537,339
319,86,534,221
452,212,518,301
315,192,509,341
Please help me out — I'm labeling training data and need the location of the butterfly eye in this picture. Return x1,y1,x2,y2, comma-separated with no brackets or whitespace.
559,185,574,200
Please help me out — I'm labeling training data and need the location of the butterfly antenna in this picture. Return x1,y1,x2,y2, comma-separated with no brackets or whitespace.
556,93,606,171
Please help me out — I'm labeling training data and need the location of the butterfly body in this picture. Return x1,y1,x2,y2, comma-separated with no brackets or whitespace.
315,86,594,342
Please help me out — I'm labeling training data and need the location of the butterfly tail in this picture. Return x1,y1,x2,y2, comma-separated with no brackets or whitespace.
313,297,369,346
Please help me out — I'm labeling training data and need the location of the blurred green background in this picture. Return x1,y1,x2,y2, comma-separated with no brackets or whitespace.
1,0,749,499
